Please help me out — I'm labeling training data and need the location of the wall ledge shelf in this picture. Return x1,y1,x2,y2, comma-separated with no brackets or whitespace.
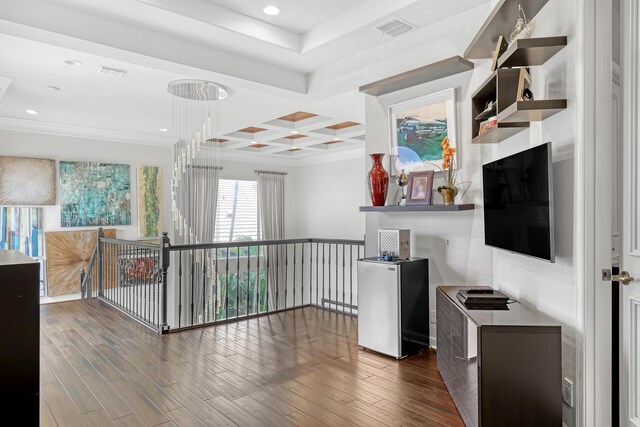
360,204,475,212
359,56,474,96
464,0,551,59
471,123,528,145
498,99,567,123
498,36,568,68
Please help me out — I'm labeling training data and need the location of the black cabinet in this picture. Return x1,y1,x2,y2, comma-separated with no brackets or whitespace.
436,286,562,427
0,250,39,421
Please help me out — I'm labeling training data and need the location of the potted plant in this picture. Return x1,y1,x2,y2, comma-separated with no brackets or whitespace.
434,136,458,205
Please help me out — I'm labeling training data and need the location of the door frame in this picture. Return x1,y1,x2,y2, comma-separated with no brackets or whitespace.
576,0,614,425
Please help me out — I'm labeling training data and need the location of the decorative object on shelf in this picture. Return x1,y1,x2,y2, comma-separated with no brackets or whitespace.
479,116,498,135
59,161,131,227
137,165,163,238
432,137,458,205
475,100,497,121
508,5,536,45
368,153,389,206
0,207,43,257
490,35,508,71
395,169,409,205
168,79,226,245
0,156,56,205
406,170,434,205
516,68,532,101
389,88,457,174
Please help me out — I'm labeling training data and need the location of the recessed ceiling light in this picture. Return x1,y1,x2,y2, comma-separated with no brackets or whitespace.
25,109,38,115
64,59,82,67
290,130,299,134
333,137,340,141
159,128,168,132
263,6,280,15
46,86,61,92
290,145,299,150
251,140,258,144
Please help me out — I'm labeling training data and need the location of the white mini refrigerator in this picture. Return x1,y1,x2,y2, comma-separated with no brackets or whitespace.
357,257,429,359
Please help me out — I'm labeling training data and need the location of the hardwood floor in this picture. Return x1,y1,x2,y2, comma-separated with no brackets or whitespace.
40,300,464,426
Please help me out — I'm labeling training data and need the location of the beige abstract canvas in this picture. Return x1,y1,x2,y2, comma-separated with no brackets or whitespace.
45,228,115,296
0,156,56,205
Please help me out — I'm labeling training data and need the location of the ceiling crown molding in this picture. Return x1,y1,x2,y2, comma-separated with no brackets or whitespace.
0,117,177,147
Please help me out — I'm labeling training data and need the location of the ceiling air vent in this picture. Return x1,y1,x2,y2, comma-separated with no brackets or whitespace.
375,18,414,37
99,66,128,78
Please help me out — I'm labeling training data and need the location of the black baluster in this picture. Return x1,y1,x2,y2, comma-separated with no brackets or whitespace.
284,243,288,309
225,246,229,320
350,245,353,316
178,250,182,329
266,245,270,312
301,242,305,307
214,248,219,321
236,245,240,319
202,249,206,325
316,242,319,306
342,244,345,314
256,244,261,314
322,243,326,308
293,243,297,308
276,244,280,311
246,245,251,316
191,249,195,326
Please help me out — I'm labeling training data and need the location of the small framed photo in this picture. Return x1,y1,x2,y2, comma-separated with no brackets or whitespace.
406,170,434,205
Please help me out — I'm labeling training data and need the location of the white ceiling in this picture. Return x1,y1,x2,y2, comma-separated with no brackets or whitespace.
0,0,491,163
205,0,366,34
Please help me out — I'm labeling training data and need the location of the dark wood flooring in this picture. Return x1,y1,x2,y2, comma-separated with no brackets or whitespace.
40,300,463,426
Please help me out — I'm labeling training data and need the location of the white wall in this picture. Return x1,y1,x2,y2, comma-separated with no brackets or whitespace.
0,129,173,240
293,156,365,240
489,2,578,425
363,5,495,345
363,1,578,424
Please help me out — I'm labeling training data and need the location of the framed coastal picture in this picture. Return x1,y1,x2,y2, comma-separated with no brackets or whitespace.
389,88,457,175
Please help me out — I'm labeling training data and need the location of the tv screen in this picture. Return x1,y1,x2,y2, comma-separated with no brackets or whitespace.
482,142,555,262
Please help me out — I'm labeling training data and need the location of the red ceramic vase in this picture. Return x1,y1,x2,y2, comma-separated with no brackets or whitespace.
368,153,389,206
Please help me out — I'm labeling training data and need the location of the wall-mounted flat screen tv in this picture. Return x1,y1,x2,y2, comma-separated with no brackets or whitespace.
482,142,555,262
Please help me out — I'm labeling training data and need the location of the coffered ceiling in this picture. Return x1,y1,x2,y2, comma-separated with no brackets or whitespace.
0,0,490,163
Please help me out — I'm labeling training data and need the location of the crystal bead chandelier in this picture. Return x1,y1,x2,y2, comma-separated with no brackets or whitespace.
168,79,227,244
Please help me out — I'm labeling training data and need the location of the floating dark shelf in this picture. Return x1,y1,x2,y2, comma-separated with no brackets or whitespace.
359,56,474,96
464,0,551,59
498,99,567,123
471,124,528,145
359,204,475,212
498,36,568,68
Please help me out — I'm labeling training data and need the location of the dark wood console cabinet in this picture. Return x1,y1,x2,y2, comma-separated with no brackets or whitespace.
0,250,39,421
436,286,561,427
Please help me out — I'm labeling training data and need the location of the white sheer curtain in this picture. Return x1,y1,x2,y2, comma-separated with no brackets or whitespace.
175,166,219,326
257,172,286,310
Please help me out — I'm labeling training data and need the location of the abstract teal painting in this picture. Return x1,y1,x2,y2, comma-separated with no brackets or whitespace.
59,161,131,227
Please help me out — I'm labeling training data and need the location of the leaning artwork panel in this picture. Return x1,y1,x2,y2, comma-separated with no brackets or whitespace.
59,161,131,227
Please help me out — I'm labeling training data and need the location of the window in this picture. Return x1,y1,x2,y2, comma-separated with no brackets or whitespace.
214,179,260,242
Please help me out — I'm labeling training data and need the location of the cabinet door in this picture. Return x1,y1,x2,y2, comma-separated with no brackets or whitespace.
436,289,452,385
357,262,400,357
